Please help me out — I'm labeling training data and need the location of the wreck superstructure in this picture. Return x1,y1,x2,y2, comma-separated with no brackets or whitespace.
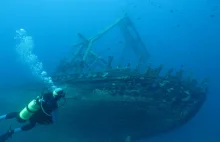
52,16,208,142
55,15,150,75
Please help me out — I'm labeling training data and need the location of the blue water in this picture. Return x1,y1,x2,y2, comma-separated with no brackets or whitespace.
0,0,219,141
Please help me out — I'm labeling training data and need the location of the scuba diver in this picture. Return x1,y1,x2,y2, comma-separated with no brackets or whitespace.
0,87,66,142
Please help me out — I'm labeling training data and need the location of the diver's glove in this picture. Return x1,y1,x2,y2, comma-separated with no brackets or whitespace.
0,127,14,142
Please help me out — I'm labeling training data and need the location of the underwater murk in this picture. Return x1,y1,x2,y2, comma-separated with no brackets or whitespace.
0,0,219,142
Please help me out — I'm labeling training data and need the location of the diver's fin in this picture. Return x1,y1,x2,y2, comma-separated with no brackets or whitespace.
0,127,13,142
0,133,9,142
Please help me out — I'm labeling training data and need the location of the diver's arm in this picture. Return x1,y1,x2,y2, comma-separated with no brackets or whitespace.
51,109,58,123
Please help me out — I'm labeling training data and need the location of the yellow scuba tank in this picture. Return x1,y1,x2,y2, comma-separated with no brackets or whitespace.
19,98,41,121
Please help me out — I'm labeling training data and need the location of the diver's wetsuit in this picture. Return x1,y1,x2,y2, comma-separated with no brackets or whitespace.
0,87,65,142
0,91,59,142
5,91,58,131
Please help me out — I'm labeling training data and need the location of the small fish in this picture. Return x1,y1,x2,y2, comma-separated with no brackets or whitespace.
210,14,215,18
180,64,184,68
117,41,123,44
212,5,219,11
131,3,137,8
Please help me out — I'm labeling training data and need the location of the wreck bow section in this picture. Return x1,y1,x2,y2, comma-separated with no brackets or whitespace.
51,16,208,142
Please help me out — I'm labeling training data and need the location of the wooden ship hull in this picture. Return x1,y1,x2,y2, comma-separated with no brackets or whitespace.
51,16,208,142
53,67,207,142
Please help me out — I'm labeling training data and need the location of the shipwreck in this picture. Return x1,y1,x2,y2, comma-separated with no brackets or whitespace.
51,16,208,142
